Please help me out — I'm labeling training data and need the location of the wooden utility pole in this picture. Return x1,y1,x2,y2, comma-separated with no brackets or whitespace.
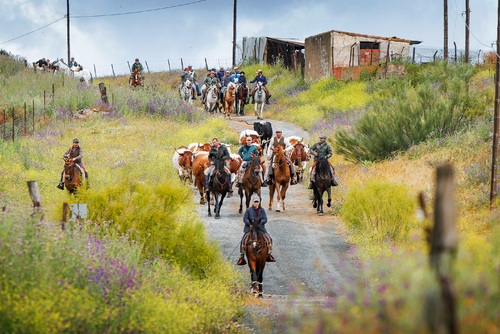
232,0,237,68
465,0,470,64
444,0,448,60
490,0,500,209
67,0,70,64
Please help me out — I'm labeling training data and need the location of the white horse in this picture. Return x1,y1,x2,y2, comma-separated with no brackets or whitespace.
254,82,266,120
180,79,194,104
53,60,92,85
206,85,219,113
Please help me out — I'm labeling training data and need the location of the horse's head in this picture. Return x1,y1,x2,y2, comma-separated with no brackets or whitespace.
250,154,261,176
272,146,285,170
64,158,74,181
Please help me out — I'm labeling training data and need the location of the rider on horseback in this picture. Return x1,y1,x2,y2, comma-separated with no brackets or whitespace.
68,57,78,68
188,66,201,96
264,130,297,186
179,68,196,100
202,70,219,104
57,139,90,190
130,58,143,84
250,69,271,105
237,195,276,265
231,67,240,81
206,138,231,194
217,67,225,83
220,70,235,101
235,137,265,188
237,71,250,105
308,135,338,189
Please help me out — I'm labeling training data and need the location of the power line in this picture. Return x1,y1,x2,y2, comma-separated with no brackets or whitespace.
0,16,66,46
72,0,207,19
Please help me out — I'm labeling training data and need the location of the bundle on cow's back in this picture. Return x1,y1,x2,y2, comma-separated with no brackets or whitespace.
246,121,273,153
239,130,261,146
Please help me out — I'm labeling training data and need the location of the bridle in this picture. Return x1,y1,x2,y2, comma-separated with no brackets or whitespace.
271,148,284,170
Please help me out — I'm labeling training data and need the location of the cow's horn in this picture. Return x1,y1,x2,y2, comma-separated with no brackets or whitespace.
245,121,252,125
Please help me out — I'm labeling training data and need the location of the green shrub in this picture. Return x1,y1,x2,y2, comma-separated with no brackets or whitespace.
342,180,416,242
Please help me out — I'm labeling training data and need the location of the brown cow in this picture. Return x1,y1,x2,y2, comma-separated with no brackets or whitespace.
227,154,242,190
172,147,194,182
290,142,309,183
192,152,210,204
189,142,212,153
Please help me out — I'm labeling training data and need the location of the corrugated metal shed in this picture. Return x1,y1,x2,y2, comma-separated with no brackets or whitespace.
242,37,305,69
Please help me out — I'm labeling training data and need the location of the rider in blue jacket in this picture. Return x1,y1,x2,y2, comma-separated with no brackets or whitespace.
250,69,271,104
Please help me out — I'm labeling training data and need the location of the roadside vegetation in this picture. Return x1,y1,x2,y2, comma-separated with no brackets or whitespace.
240,56,500,332
0,55,243,333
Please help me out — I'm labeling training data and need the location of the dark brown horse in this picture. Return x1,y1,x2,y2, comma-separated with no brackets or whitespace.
269,146,290,212
130,69,142,87
238,155,262,214
236,84,248,116
313,157,332,216
290,142,308,183
63,159,82,195
245,218,268,298
207,151,230,219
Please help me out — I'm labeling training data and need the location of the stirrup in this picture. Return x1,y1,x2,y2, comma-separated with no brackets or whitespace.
308,181,315,190
237,256,247,266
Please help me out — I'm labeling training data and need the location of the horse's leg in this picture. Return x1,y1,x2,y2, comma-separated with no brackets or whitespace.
313,187,318,209
198,181,205,204
276,183,282,212
238,188,243,214
214,193,220,219
245,190,251,209
207,190,212,217
217,192,226,218
318,190,324,216
254,103,258,117
258,267,264,297
268,183,275,210
260,102,264,120
327,187,332,208
281,182,289,212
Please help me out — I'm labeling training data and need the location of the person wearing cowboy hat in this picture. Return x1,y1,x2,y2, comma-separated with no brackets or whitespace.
220,70,235,101
57,139,90,190
231,67,240,81
187,65,201,96
237,194,276,265
216,67,225,83
264,130,297,186
308,135,338,189
131,58,143,73
250,69,271,104
202,70,219,104
235,136,265,188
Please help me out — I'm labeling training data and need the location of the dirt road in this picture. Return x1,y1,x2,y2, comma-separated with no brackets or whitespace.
198,115,354,297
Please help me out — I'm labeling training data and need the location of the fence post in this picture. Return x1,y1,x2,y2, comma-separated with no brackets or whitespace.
24,102,26,135
32,100,35,135
27,181,42,208
61,202,68,231
52,84,55,104
99,83,108,104
2,109,5,141
413,48,416,63
62,72,64,86
168,59,171,71
145,61,150,73
127,61,131,72
93,64,97,78
433,51,438,62
12,107,15,142
181,58,184,69
425,164,458,334
205,58,209,71
111,64,116,77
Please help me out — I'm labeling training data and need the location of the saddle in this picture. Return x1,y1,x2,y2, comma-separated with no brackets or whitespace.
242,231,272,256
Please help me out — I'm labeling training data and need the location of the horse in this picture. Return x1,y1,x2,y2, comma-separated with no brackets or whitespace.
245,218,268,298
253,82,266,120
129,69,142,87
180,79,195,104
236,84,248,116
268,146,290,212
205,84,220,113
290,142,308,183
52,60,92,85
223,82,236,119
63,158,84,195
313,157,332,216
207,151,230,219
238,155,262,214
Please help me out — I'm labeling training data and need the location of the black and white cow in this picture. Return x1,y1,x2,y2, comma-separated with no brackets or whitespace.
247,121,273,154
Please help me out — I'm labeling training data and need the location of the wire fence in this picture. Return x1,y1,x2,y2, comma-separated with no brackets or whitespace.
410,46,484,65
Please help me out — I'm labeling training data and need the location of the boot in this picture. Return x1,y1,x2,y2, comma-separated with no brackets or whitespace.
290,177,297,185
251,97,255,104
308,181,315,190
265,97,270,105
86,181,91,189
245,95,250,105
237,254,247,265
332,178,339,187
57,182,64,190
266,254,276,262
262,179,269,187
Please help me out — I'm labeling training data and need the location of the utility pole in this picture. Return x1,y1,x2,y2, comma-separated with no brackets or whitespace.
232,0,237,68
490,0,500,209
67,0,70,63
444,0,448,60
465,0,470,64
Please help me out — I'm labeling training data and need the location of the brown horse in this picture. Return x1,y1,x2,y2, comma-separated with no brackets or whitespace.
223,82,236,119
192,153,210,204
130,69,142,87
313,157,333,216
63,159,82,195
269,146,290,212
245,218,268,298
290,142,308,183
238,155,262,214
236,84,248,116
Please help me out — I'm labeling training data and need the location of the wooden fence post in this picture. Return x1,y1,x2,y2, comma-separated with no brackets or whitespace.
62,72,64,86
168,59,171,71
145,61,150,73
61,202,68,231
426,163,458,334
2,109,5,141
27,181,42,208
52,84,55,104
32,100,35,135
93,64,97,78
127,61,131,72
43,90,46,110
98,83,108,104
12,107,15,142
205,58,209,71
111,64,116,77
24,102,26,135
181,58,184,69
413,48,416,63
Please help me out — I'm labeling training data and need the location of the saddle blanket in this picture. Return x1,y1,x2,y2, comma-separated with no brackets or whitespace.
204,166,230,176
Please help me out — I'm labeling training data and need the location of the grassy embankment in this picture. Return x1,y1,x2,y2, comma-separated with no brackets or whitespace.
239,59,500,332
0,52,245,333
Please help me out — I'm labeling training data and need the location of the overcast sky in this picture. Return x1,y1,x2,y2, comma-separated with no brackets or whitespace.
0,0,497,76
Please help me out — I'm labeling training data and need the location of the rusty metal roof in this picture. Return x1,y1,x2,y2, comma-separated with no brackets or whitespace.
307,30,421,45
266,37,305,47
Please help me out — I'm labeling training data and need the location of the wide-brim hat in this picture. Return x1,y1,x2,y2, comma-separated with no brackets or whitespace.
257,69,262,73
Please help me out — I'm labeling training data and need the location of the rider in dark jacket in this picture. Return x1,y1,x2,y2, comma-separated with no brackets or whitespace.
206,138,231,192
216,67,225,82
57,139,90,190
237,195,276,265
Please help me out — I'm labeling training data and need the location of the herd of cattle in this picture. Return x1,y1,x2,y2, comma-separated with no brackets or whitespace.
172,121,311,206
